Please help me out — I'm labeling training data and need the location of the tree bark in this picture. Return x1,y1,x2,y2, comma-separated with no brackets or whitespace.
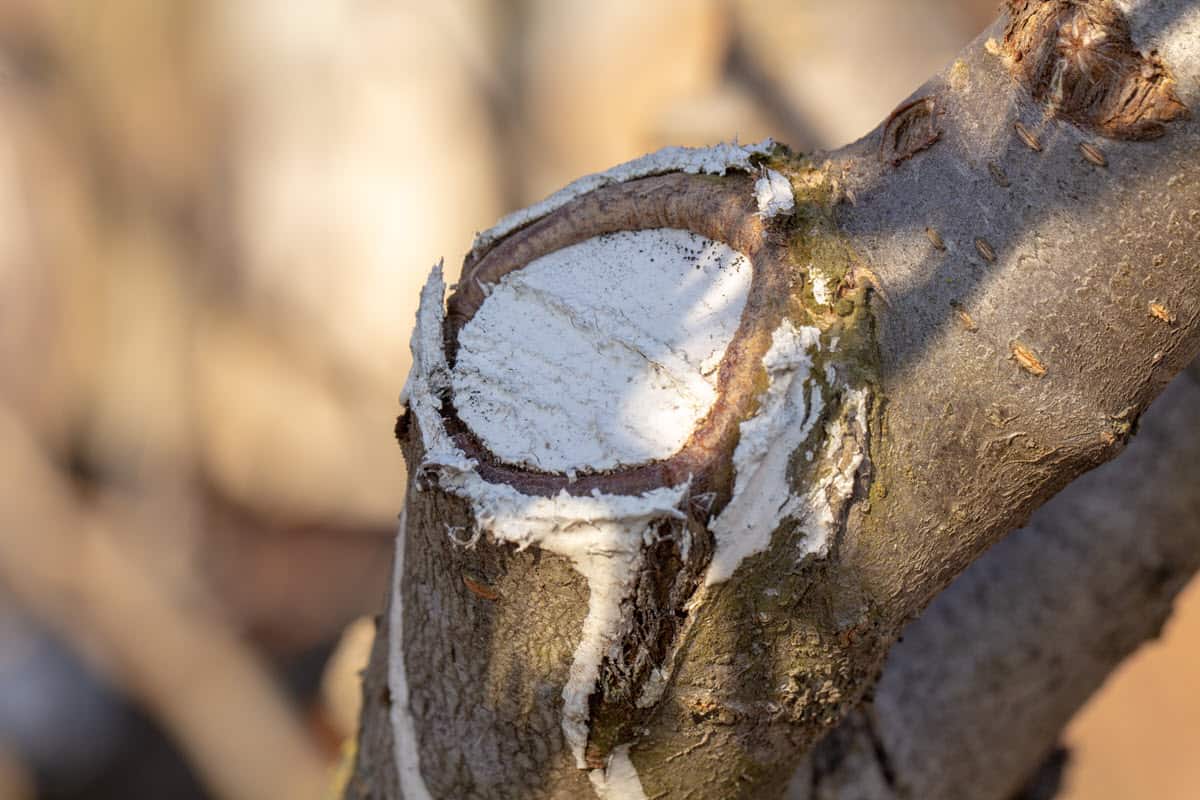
790,360,1200,800
350,2,1200,798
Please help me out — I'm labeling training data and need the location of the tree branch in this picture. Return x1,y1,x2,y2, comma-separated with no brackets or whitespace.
791,360,1200,799
351,2,1200,797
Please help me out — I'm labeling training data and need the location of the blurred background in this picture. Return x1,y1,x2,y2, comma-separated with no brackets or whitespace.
0,1,1194,798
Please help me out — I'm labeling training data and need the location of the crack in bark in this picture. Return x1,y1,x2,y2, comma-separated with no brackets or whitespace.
585,515,712,767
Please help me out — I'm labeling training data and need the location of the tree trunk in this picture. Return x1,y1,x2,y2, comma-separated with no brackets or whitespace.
350,2,1200,797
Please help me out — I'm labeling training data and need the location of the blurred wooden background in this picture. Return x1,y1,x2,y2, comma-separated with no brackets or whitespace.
0,2,1193,798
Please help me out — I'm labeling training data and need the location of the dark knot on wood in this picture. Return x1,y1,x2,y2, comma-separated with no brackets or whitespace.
1003,0,1188,139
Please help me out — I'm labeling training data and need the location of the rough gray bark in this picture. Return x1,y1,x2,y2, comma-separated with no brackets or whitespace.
790,361,1200,800
351,2,1200,798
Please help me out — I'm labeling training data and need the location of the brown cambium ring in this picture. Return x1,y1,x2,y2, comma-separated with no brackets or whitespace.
442,172,796,502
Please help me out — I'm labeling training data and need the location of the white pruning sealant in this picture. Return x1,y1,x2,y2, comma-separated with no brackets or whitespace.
405,265,688,772
809,267,836,306
453,228,752,473
704,322,866,587
803,385,869,549
388,503,434,800
635,666,671,709
755,168,796,219
588,745,649,800
471,139,775,257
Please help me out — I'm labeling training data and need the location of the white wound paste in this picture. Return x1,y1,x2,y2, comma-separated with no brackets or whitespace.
755,168,795,219
388,504,434,800
705,321,821,585
453,228,752,473
635,666,671,709
405,266,687,771
471,140,775,257
588,745,650,800
802,386,869,549
809,267,835,306
704,321,867,587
